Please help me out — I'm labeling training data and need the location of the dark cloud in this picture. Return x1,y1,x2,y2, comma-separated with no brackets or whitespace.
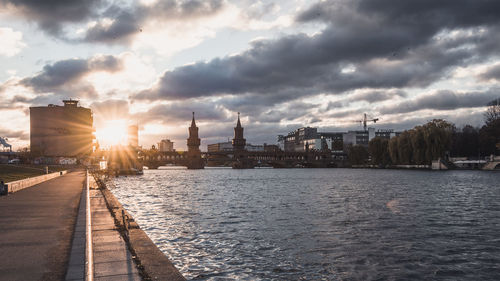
379,89,500,114
84,5,140,44
349,90,407,103
326,101,346,111
88,55,123,71
134,100,228,125
326,89,407,111
479,64,500,82
327,108,365,119
133,0,500,104
212,92,318,121
146,0,224,19
255,101,317,123
0,0,225,43
0,0,103,36
20,55,122,94
83,0,224,44
21,59,88,90
299,0,500,30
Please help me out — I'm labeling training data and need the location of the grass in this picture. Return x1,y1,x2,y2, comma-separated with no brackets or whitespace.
0,164,68,183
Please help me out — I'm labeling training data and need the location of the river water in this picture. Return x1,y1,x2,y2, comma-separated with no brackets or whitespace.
110,168,500,280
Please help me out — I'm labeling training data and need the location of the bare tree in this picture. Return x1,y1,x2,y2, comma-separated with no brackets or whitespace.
484,98,500,125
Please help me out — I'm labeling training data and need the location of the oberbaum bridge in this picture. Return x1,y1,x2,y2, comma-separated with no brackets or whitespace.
141,113,336,169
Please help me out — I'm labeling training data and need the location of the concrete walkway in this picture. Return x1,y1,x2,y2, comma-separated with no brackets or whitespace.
0,171,85,281
90,189,141,281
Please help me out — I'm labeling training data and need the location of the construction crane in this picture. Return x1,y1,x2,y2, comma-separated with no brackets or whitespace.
356,113,379,131
0,137,12,152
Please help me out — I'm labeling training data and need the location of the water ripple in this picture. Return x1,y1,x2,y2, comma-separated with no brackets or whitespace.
111,168,500,280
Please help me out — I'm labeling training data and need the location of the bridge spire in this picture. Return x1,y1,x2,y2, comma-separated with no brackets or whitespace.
186,111,204,169
233,112,246,151
191,111,196,127
236,112,241,128
232,112,252,168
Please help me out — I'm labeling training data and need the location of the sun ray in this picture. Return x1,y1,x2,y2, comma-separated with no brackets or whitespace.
95,119,129,147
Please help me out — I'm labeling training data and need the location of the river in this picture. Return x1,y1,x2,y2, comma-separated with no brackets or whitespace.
110,168,500,280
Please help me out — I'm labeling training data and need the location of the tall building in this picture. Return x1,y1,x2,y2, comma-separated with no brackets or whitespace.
279,127,400,153
232,112,246,151
158,139,174,152
207,141,233,152
280,127,318,152
30,100,94,157
127,124,139,148
186,112,204,169
207,141,265,152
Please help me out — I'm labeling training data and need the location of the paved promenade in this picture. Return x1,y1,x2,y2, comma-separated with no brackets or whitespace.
90,189,141,281
0,171,85,281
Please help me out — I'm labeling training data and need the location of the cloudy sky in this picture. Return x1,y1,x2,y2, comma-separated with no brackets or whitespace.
1,0,499,150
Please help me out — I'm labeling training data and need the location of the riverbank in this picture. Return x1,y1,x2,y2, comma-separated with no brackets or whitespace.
93,173,185,280
0,164,68,182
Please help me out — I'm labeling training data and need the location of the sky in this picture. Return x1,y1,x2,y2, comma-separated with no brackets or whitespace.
1,0,499,150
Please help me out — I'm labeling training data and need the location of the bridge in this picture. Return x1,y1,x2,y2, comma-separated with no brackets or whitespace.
141,149,344,169
138,112,346,170
140,151,191,169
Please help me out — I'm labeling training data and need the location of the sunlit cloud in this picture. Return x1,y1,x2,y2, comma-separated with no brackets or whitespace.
0,27,26,57
86,52,157,96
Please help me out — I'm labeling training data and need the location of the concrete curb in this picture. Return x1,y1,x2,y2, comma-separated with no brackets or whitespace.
6,170,68,193
95,178,186,281
65,176,87,281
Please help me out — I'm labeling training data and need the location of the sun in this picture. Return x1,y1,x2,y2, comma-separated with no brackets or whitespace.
95,119,129,147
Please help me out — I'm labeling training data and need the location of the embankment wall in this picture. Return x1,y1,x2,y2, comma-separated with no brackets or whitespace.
95,177,186,281
6,171,67,193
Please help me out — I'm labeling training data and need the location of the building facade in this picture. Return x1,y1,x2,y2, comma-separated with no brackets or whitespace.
127,124,139,148
208,142,270,153
30,100,94,157
279,127,319,152
158,139,174,152
279,127,401,153
207,141,233,153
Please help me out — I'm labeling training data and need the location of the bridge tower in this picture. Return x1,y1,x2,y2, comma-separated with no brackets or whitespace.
186,112,204,169
232,112,253,168
232,112,246,151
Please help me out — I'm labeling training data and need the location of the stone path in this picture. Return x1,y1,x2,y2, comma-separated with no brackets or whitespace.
90,189,142,281
0,171,84,281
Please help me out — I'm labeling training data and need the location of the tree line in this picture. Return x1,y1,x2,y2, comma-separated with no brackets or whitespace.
349,101,500,166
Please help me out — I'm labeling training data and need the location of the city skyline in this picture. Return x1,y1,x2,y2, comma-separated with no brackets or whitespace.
1,0,500,150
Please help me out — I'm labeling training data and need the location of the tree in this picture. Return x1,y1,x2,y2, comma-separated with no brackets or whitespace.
450,125,480,157
388,137,399,164
332,139,343,151
397,131,413,164
348,145,369,165
422,119,454,162
484,98,500,125
368,137,390,167
479,119,500,156
410,127,427,164
480,99,500,156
